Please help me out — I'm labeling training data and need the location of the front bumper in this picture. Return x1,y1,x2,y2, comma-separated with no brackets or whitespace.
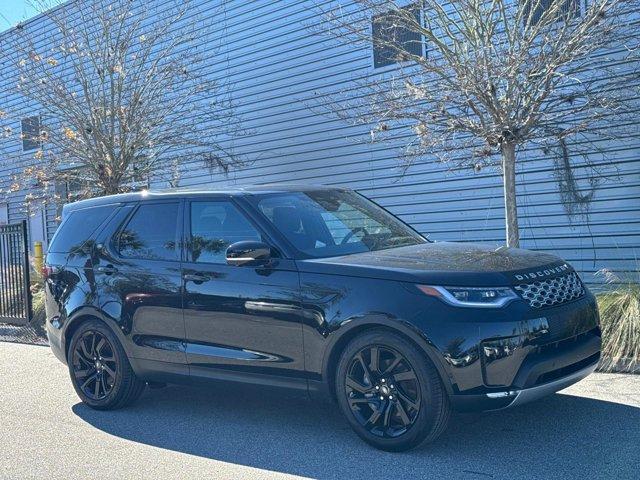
451,351,599,411
450,332,600,412
436,292,601,412
497,359,598,408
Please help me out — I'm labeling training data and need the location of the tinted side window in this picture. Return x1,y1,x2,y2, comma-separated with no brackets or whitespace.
190,201,261,264
117,203,180,261
49,204,115,254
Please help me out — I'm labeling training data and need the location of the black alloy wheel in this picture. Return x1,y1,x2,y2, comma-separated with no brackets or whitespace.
336,329,451,451
72,330,118,401
345,345,421,438
68,319,145,410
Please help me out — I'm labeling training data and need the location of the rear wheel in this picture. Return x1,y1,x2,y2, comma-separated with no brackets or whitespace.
68,320,145,410
335,330,450,451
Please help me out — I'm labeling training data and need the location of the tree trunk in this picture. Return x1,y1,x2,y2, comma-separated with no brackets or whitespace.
101,178,121,196
501,142,520,248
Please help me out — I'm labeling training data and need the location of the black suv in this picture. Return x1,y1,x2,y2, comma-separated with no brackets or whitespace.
44,186,601,451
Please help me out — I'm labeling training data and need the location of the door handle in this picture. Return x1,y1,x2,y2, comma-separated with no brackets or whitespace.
183,273,208,283
97,264,118,275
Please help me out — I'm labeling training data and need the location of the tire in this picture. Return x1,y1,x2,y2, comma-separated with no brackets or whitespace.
67,319,145,410
335,329,450,451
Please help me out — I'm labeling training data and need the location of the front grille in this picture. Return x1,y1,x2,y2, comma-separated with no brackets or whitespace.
514,272,585,309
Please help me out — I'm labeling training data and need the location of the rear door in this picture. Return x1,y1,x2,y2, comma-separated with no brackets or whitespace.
182,197,305,389
93,200,187,371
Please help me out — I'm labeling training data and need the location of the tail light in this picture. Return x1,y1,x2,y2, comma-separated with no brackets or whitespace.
41,264,59,279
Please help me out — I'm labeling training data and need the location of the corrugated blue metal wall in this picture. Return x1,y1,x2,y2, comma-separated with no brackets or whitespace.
0,0,638,284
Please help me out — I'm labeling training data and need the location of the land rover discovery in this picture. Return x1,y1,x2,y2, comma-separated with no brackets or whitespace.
44,186,601,451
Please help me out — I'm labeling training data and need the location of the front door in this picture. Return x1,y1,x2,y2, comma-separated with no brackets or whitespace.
182,198,305,389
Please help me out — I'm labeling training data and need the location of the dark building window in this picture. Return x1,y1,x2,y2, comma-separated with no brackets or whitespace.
55,175,87,202
372,5,423,68
21,115,41,152
523,0,581,26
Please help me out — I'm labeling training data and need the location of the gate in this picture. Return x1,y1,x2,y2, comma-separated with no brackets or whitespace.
0,221,32,326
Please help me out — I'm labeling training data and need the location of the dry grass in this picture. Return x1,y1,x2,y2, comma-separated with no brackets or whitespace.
30,288,46,336
596,269,640,373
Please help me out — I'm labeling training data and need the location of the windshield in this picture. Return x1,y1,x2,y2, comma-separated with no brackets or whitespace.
252,190,426,258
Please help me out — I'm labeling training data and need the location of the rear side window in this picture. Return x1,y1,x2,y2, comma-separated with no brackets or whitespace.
49,205,115,254
117,202,180,261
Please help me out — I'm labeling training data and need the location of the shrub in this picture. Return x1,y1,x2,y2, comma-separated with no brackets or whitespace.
26,264,46,336
596,269,640,373
30,287,46,337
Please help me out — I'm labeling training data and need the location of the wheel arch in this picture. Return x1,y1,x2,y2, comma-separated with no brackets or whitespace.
63,307,131,363
322,316,453,400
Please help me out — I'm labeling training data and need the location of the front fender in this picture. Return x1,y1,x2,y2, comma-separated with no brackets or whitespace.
318,313,454,398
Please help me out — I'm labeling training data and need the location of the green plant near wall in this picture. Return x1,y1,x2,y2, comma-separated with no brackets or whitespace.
596,269,640,373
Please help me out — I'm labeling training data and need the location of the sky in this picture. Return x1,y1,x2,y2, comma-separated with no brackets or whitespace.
0,0,64,33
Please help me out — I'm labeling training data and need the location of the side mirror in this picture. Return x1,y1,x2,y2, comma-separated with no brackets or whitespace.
226,241,272,266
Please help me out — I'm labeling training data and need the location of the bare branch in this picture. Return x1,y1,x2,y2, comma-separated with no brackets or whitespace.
316,0,640,245
2,0,246,201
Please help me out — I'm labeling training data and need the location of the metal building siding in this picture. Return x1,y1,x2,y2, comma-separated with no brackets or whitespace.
0,0,638,284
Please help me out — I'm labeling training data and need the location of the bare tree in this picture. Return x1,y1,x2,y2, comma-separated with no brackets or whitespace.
319,0,639,247
5,0,243,202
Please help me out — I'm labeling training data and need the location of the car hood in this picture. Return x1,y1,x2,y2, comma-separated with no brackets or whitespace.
297,242,571,286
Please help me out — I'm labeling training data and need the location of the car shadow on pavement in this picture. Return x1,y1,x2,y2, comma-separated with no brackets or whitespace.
73,382,639,480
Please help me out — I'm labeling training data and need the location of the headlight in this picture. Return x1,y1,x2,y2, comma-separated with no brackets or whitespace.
416,285,518,308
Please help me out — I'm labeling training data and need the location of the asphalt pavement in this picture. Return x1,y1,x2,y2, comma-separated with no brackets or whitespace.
1,342,638,480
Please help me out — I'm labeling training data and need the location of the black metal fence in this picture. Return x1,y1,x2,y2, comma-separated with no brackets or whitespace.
0,221,32,326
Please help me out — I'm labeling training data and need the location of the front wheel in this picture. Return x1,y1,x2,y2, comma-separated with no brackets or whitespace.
335,330,450,451
67,319,145,410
